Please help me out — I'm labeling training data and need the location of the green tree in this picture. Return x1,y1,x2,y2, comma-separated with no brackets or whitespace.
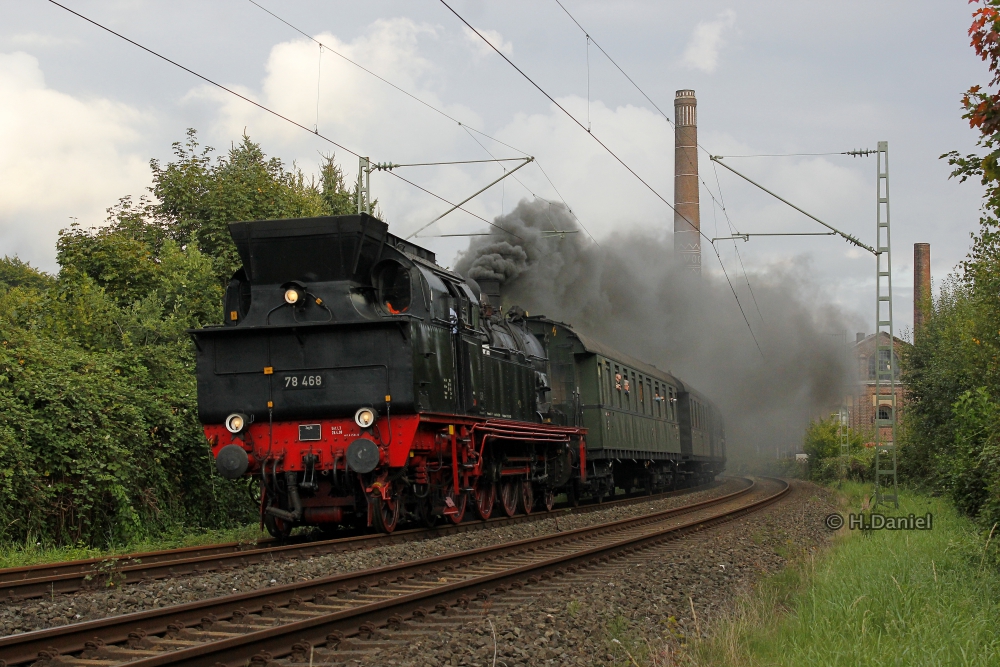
149,129,358,283
904,0,1000,528
0,130,360,548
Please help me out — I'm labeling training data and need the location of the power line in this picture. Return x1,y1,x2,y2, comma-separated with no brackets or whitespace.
717,151,862,158
245,0,528,158
443,0,762,356
550,0,758,285
246,0,600,247
375,158,528,169
711,161,765,324
384,171,524,240
47,0,362,159
552,0,674,126
47,0,515,241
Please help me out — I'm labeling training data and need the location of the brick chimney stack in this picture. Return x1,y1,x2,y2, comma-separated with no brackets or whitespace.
914,243,931,332
674,90,700,274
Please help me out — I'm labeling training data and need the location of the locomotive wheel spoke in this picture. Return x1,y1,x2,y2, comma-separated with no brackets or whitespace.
500,479,518,517
446,489,467,524
521,479,535,515
543,488,555,512
373,489,400,533
474,482,495,520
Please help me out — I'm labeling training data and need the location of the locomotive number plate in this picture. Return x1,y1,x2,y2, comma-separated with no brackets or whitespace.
281,374,324,390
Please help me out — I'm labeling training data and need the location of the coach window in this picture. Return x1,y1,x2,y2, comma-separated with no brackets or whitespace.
646,380,653,416
668,387,676,421
614,364,622,408
597,360,605,403
638,375,645,413
606,361,613,405
622,367,631,411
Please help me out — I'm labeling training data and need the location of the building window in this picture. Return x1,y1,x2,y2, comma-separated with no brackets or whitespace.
868,349,900,381
877,405,892,421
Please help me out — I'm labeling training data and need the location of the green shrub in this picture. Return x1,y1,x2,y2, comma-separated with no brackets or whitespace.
0,130,358,549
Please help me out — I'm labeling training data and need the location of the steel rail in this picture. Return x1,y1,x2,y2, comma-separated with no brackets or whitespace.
102,478,788,667
0,479,726,602
0,478,764,665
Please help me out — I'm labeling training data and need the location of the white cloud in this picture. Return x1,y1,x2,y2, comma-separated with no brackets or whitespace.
9,33,79,48
0,52,150,268
463,26,513,58
682,10,736,73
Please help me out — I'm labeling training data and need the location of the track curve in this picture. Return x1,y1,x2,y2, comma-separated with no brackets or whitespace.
0,477,788,667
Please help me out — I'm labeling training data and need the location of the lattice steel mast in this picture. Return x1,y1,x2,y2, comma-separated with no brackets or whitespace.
873,141,898,508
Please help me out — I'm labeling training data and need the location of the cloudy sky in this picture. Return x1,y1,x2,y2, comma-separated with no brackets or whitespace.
0,0,988,339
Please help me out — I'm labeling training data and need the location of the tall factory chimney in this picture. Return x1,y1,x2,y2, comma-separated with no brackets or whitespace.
674,90,701,274
913,243,931,332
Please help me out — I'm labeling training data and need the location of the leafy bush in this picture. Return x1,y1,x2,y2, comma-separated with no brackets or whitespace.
0,130,357,548
800,416,872,483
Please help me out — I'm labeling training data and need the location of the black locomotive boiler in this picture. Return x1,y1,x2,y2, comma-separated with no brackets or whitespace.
192,214,726,536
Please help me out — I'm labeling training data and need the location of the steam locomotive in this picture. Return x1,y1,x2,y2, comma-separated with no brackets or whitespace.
193,214,726,537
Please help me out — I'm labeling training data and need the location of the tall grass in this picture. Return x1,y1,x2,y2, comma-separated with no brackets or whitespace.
0,522,267,570
689,483,1000,666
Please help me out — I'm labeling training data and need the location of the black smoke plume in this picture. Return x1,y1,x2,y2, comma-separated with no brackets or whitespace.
454,198,857,460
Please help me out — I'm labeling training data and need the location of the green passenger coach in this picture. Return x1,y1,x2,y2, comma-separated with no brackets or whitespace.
525,316,726,498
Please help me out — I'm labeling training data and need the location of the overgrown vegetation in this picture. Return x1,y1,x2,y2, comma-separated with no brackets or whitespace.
682,484,1000,667
899,0,1000,530
799,1,1000,530
0,130,357,549
800,417,872,483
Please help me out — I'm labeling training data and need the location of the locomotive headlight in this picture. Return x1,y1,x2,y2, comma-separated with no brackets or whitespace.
284,287,303,305
354,407,377,429
225,412,249,434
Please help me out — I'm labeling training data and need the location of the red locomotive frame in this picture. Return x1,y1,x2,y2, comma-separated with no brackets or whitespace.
206,414,586,533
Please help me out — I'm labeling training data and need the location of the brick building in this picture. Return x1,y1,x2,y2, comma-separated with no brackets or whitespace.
845,331,910,442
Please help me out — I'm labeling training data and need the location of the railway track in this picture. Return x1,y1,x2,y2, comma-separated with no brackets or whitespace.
0,480,728,602
0,477,787,667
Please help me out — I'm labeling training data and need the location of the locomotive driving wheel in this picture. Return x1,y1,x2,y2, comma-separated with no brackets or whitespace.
542,488,556,512
473,481,495,520
520,479,535,515
372,485,400,534
445,488,467,524
500,479,518,517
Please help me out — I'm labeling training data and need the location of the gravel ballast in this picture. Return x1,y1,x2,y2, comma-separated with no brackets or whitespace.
0,480,745,637
334,479,839,667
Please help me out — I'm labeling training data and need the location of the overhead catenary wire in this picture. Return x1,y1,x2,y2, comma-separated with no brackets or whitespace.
46,0,520,240
246,0,601,247
711,161,764,324
443,0,762,356
551,0,766,322
384,171,524,241
717,151,873,158
375,158,528,169
47,0,360,159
